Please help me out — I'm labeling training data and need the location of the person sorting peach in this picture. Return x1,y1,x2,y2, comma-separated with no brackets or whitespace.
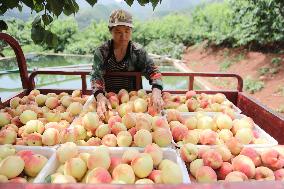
90,9,164,119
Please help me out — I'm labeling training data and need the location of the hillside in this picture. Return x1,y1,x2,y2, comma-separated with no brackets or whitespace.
182,44,284,116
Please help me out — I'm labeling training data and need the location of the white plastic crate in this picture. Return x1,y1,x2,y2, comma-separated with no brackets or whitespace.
35,146,190,184
3,145,57,183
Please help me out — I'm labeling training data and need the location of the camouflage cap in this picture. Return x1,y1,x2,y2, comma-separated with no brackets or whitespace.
109,9,133,28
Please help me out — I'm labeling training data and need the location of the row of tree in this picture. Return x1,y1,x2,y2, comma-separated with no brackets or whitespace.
1,0,284,58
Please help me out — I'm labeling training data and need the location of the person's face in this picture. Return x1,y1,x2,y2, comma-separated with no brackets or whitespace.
111,25,132,47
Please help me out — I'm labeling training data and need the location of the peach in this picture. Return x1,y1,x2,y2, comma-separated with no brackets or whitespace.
57,142,78,164
160,160,183,184
134,129,152,147
95,124,111,138
144,143,163,166
137,89,147,98
117,102,133,117
64,157,87,181
17,150,34,162
218,129,233,143
215,145,232,162
35,94,47,106
199,129,217,145
134,98,148,113
189,159,204,178
44,112,61,122
86,167,112,184
2,124,18,133
184,116,197,130
0,129,17,144
217,162,233,180
148,170,162,184
216,114,233,130
135,114,152,131
183,130,200,145
24,133,42,146
131,153,153,178
73,124,87,140
135,179,154,184
108,115,122,128
152,116,169,131
128,127,137,138
232,155,256,178
0,175,8,183
180,143,198,163
19,110,37,124
11,116,22,127
42,128,59,146
166,109,181,122
186,98,199,112
109,157,122,173
109,95,119,109
164,101,180,109
197,116,214,130
213,93,226,104
117,131,132,147
235,128,254,144
86,137,101,146
82,112,100,132
9,97,21,109
122,149,140,164
102,134,117,147
240,147,261,167
45,97,59,109
255,166,275,180
195,166,217,183
79,153,90,164
71,90,81,97
87,147,111,170
225,137,243,155
67,102,83,116
274,169,284,180
52,174,76,184
118,89,129,104
261,149,284,170
225,171,248,182
111,122,127,136
153,128,172,147
24,120,44,134
0,145,15,159
171,124,188,142
61,96,73,108
0,156,25,179
24,154,48,177
112,164,135,184
122,113,136,129
177,104,189,112
186,90,196,99
202,150,223,169
60,128,79,143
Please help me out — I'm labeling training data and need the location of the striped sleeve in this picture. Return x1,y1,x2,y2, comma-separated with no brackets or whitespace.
139,49,163,90
90,49,105,97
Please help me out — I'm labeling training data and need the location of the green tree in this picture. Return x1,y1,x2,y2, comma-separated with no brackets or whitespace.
0,0,162,47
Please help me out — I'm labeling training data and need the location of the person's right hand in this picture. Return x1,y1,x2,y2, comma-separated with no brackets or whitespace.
96,93,112,119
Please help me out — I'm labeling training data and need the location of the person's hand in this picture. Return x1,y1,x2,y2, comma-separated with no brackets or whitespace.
151,88,164,114
96,93,112,119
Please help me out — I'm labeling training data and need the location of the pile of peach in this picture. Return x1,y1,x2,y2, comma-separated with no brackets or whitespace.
180,144,284,182
0,89,88,146
0,145,48,183
51,142,183,184
166,109,268,145
61,112,173,147
162,90,237,113
92,89,238,118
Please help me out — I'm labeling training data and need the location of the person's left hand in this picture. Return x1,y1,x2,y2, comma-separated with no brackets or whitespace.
151,88,164,114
